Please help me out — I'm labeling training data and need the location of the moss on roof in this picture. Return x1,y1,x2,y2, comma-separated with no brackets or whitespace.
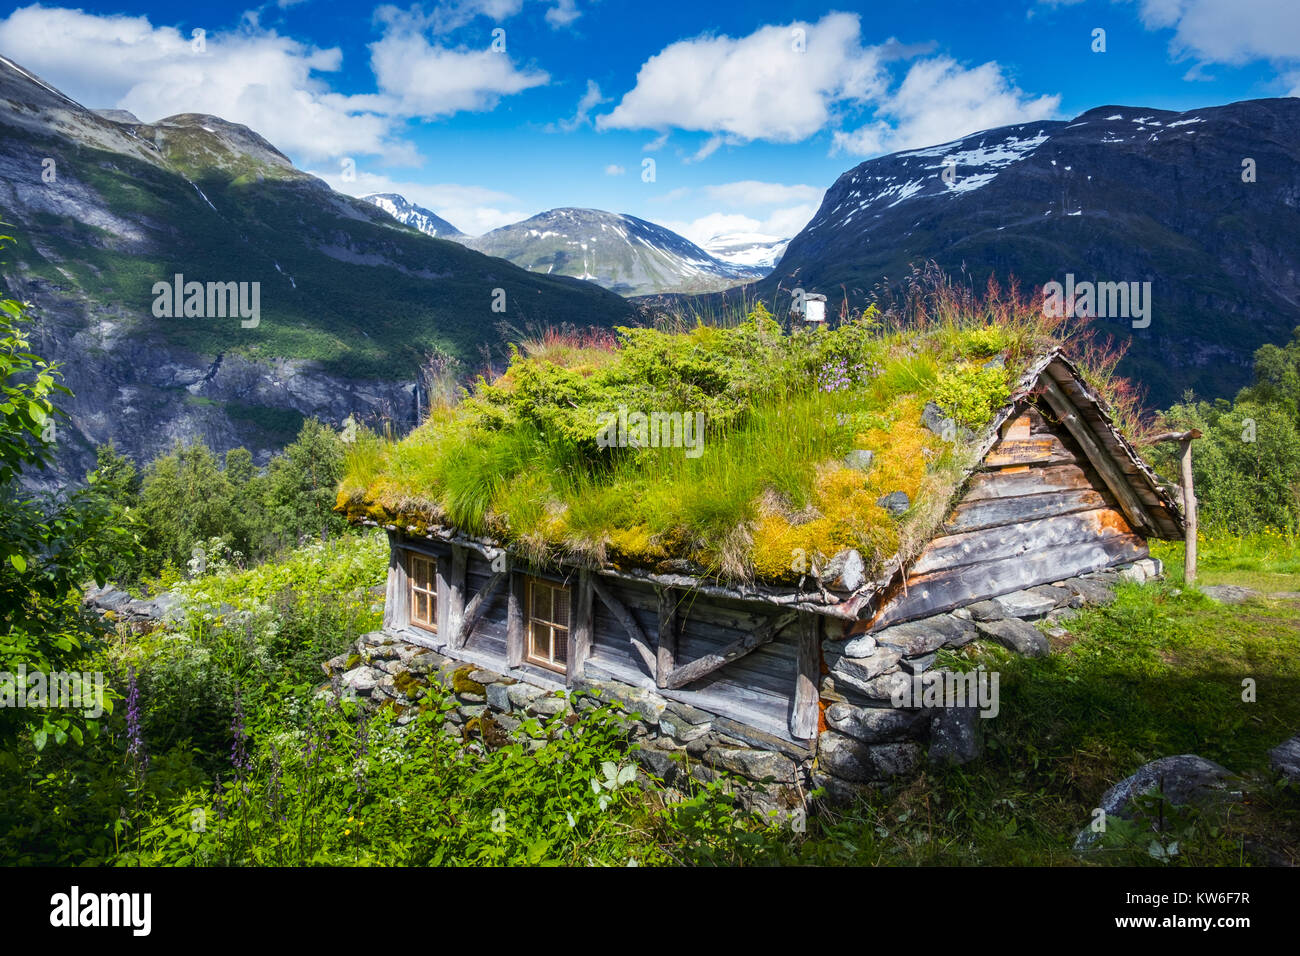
337,302,1082,585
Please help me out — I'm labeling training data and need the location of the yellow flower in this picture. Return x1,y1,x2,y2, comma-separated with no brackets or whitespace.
344,828,352,836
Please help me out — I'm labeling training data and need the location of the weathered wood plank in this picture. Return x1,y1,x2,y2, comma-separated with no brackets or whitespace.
875,534,1148,627
791,612,820,741
963,462,1097,501
1001,412,1032,441
1038,375,1154,533
981,434,1078,469
943,488,1109,534
912,507,1134,576
664,610,797,690
568,570,594,685
591,576,658,675
454,568,506,649
656,585,678,689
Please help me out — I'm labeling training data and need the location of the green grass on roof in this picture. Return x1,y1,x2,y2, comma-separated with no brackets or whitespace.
337,284,1136,585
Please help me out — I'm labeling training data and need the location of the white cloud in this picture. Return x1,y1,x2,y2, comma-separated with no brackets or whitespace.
316,167,529,235
598,13,1058,160
598,13,888,142
604,164,625,175
0,5,413,163
369,12,549,117
1130,0,1300,65
544,0,582,28
833,56,1060,156
378,0,526,35
552,78,605,131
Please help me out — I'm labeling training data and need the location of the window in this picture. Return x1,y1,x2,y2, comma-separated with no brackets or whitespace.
525,577,570,673
408,553,438,632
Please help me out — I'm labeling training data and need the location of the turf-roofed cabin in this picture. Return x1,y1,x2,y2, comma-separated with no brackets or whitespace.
336,317,1184,806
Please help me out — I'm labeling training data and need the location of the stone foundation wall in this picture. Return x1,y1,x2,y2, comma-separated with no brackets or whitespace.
322,635,815,817
323,558,1160,815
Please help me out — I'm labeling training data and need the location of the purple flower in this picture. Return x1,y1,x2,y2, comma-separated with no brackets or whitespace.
230,693,251,778
125,666,148,775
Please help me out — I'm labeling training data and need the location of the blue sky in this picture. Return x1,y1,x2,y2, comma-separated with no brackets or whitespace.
1,0,1296,240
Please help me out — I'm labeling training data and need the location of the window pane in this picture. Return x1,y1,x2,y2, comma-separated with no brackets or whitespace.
551,586,570,628
552,626,568,665
414,592,428,622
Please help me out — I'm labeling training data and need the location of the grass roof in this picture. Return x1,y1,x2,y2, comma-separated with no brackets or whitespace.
337,281,1138,586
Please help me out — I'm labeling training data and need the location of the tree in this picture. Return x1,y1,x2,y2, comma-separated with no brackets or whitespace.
265,418,346,546
138,441,239,572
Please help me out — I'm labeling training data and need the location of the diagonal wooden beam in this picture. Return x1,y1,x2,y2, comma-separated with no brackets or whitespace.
454,569,506,649
591,576,657,675
663,610,797,691
1038,375,1153,533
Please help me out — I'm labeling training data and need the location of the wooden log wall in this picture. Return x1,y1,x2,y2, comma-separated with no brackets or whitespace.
387,536,808,742
874,404,1150,627
588,577,802,741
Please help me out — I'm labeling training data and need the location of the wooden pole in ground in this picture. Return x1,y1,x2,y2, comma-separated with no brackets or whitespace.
1150,429,1203,586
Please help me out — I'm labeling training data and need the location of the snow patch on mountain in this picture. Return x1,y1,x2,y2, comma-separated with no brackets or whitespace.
363,193,464,239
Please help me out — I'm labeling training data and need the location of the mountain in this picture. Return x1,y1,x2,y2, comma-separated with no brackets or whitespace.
753,99,1300,406
702,232,789,270
0,54,634,483
362,193,464,239
462,207,765,296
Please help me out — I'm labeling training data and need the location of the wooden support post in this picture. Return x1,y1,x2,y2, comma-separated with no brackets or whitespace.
1149,428,1202,587
383,538,405,631
445,544,467,642
569,570,594,685
1179,436,1199,587
506,572,525,668
655,585,678,689
791,611,821,742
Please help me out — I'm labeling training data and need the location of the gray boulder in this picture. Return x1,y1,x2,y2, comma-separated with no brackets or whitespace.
844,449,875,472
994,588,1059,619
1200,585,1259,605
1269,735,1300,783
975,618,1050,657
876,491,910,516
1073,754,1242,850
929,707,984,765
824,702,927,743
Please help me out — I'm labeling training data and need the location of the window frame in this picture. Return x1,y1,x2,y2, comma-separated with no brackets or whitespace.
524,575,571,674
407,552,439,633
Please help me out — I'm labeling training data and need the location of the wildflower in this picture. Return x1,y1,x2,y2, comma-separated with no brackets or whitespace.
230,692,252,779
125,666,148,777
